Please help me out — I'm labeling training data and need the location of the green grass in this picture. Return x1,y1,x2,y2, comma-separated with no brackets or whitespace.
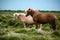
0,10,60,40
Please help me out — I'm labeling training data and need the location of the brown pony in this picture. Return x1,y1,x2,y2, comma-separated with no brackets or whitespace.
26,8,57,31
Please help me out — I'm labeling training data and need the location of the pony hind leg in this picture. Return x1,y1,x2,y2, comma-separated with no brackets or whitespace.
50,20,56,31
52,23,56,30
23,23,30,29
23,23,26,28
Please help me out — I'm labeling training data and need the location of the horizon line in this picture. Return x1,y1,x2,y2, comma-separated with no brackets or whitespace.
0,9,60,11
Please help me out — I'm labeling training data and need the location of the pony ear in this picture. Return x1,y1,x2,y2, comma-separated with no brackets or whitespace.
29,8,30,10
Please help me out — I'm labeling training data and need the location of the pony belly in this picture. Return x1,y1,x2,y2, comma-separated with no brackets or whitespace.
25,17,34,24
25,20,34,24
40,22,48,24
36,20,48,24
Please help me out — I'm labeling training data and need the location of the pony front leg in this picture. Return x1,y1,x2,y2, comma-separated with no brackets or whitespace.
23,23,26,28
36,23,42,32
38,24,42,30
36,23,39,29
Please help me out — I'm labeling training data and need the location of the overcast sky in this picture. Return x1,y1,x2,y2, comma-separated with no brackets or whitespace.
0,0,60,11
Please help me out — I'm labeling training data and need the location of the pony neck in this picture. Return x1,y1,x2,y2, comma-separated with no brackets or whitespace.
33,10,40,17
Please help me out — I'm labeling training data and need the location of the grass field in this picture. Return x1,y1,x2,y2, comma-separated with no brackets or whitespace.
0,10,60,40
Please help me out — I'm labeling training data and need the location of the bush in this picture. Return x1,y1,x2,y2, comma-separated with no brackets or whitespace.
52,30,60,37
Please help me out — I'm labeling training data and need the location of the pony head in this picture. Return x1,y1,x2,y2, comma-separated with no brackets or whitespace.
26,8,35,17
